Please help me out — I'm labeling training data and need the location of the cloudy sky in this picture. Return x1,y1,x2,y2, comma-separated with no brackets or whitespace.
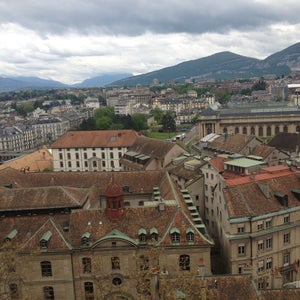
0,0,299,84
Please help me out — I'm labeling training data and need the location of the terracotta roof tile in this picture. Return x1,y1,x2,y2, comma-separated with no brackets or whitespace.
51,130,139,148
0,147,53,172
224,171,300,218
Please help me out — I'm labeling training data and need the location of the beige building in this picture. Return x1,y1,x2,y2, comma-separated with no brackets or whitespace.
201,158,300,289
198,102,300,138
0,168,213,300
51,130,139,172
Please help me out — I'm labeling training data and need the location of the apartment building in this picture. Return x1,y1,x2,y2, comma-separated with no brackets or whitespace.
51,130,139,172
201,157,300,289
0,168,213,300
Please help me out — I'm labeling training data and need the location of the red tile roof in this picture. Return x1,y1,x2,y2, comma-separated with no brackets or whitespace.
51,130,139,148
224,170,300,218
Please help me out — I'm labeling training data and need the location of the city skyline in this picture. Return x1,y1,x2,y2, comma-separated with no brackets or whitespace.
0,0,300,84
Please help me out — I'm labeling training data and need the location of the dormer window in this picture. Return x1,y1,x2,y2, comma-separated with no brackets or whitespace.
81,232,91,247
138,228,147,243
40,231,52,249
186,228,194,243
170,227,180,244
150,227,158,241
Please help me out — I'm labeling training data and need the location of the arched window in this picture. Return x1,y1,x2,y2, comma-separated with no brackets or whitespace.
41,261,52,277
111,257,120,270
275,126,280,134
296,126,300,133
43,286,54,300
84,282,94,300
138,228,147,243
242,127,247,134
258,126,263,136
150,227,158,241
82,257,92,273
250,127,255,135
186,228,194,242
235,127,239,134
283,125,288,133
267,126,271,136
223,127,228,133
179,254,190,271
170,228,180,244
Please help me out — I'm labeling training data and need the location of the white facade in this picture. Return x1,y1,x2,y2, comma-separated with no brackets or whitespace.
52,146,128,172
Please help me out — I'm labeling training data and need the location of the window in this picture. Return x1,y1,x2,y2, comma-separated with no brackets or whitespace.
150,228,158,241
84,153,87,159
9,283,19,299
67,153,71,159
257,260,264,273
92,161,97,168
257,221,263,231
111,257,120,270
170,228,180,244
257,240,264,252
186,231,194,243
92,152,96,157
265,218,272,229
283,233,290,244
283,252,290,266
41,261,52,277
43,286,54,300
266,257,272,270
59,153,63,160
60,162,63,168
139,228,147,243
266,237,272,249
82,257,92,273
238,243,245,255
110,152,114,159
210,174,214,180
139,256,149,271
102,153,105,159
68,161,71,168
237,224,245,233
76,161,80,168
283,214,290,224
112,277,122,286
75,153,79,159
179,255,190,271
84,282,94,300
205,173,208,179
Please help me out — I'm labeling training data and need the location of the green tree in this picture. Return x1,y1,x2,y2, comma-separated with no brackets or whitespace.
162,112,176,133
150,107,164,124
132,113,148,131
96,116,112,130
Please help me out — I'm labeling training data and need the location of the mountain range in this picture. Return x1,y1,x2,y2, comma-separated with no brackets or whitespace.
0,43,299,92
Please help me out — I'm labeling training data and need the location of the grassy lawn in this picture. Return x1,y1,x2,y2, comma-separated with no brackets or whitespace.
147,131,177,140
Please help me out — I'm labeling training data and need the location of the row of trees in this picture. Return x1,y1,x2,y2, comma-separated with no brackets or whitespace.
78,106,177,133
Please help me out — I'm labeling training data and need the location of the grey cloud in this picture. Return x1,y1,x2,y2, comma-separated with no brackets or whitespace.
1,0,300,36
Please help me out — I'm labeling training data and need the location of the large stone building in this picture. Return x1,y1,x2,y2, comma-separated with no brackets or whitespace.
198,102,300,138
200,157,300,289
51,130,139,172
0,167,213,300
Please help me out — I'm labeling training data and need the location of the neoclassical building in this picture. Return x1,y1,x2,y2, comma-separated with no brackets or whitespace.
198,102,300,138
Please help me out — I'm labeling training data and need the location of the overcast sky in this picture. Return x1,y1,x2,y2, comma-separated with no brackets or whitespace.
0,0,299,84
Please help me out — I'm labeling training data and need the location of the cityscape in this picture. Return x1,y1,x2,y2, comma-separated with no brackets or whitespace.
1,0,300,299
1,72,300,299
